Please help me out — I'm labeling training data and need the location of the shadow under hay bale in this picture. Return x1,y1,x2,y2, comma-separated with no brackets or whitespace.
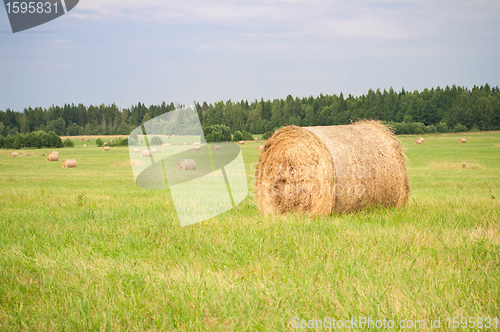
46,153,59,161
62,159,77,168
255,121,409,215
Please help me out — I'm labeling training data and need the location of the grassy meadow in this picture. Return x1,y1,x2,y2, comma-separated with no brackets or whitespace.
0,132,499,331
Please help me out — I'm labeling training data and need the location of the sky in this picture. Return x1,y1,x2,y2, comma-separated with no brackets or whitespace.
1,0,499,111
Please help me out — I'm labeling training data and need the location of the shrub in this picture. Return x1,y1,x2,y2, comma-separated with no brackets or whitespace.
232,131,243,142
204,125,231,142
150,136,163,146
452,123,468,133
96,138,103,147
63,138,74,147
241,130,254,141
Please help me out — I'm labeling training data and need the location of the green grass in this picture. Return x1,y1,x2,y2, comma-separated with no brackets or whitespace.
1,133,499,331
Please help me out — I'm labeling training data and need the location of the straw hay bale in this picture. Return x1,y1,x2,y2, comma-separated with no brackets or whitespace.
193,142,201,146
176,159,196,170
103,142,107,146
132,148,140,153
419,138,424,142
162,143,170,146
10,152,18,157
187,135,190,137
150,148,157,153
212,145,220,150
255,121,409,215
257,145,264,150
86,139,89,142
46,153,59,161
110,140,114,143
62,159,77,168
84,144,88,147
103,147,110,151
166,136,170,139
184,142,189,145
415,139,422,144
238,141,245,145
80,138,84,141
193,145,201,151
141,150,152,157
459,138,467,143
51,151,59,155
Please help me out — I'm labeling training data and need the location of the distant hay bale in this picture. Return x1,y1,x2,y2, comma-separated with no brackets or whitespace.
238,141,245,145
255,121,409,215
103,147,110,151
26,154,31,157
419,138,424,141
132,148,140,153
46,153,59,161
86,139,89,142
10,152,18,157
162,143,170,146
255,138,258,141
51,151,59,155
150,148,157,154
193,142,201,146
212,145,220,150
84,144,88,147
415,139,422,144
110,140,115,143
176,159,196,170
166,136,170,139
193,145,201,151
62,159,77,168
184,142,189,145
187,135,190,137
459,138,467,143
103,142,107,146
80,138,84,141
257,145,264,150
141,150,152,157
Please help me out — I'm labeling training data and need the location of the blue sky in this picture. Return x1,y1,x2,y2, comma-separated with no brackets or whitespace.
1,0,499,111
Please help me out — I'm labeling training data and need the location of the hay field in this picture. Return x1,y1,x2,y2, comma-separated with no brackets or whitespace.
1,132,499,331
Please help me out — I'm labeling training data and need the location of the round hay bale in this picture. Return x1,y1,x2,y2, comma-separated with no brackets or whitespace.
415,139,422,144
132,148,140,153
10,152,18,157
103,147,110,151
103,142,107,146
84,144,88,147
193,145,201,151
212,145,220,150
80,138,84,141
176,159,196,170
184,142,189,145
46,153,59,161
51,151,59,155
419,137,424,142
86,139,89,142
459,138,467,143
110,139,115,143
150,148,157,154
193,142,201,146
141,150,152,157
254,121,409,215
62,159,77,168
187,135,190,137
238,141,245,145
257,145,264,150
166,136,170,139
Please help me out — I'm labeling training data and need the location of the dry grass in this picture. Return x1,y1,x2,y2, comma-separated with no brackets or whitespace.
255,121,409,215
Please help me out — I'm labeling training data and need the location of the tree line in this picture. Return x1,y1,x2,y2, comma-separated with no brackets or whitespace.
1,84,499,138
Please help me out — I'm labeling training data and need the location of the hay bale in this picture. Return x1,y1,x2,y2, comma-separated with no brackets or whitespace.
166,136,170,139
184,142,189,145
187,135,190,137
26,154,31,157
212,145,220,150
110,139,115,143
193,145,201,151
62,159,77,168
141,150,152,157
193,142,201,146
103,147,110,151
419,137,424,142
80,138,84,141
238,141,245,145
51,151,59,155
86,139,89,142
103,142,107,146
10,152,18,157
150,148,157,154
254,121,409,215
459,138,467,143
84,144,88,147
176,159,196,170
415,139,422,144
162,143,171,147
132,148,140,153
257,145,264,151
46,153,59,161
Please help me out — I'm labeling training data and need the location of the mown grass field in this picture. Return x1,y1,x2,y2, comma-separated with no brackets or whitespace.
1,132,499,331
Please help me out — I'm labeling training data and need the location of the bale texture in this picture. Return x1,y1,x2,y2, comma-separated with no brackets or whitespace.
46,153,59,161
10,152,18,157
103,147,110,151
238,141,245,145
459,138,467,143
193,145,201,151
86,139,89,142
255,121,409,215
176,159,196,170
141,150,152,157
62,159,77,168
415,139,422,144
